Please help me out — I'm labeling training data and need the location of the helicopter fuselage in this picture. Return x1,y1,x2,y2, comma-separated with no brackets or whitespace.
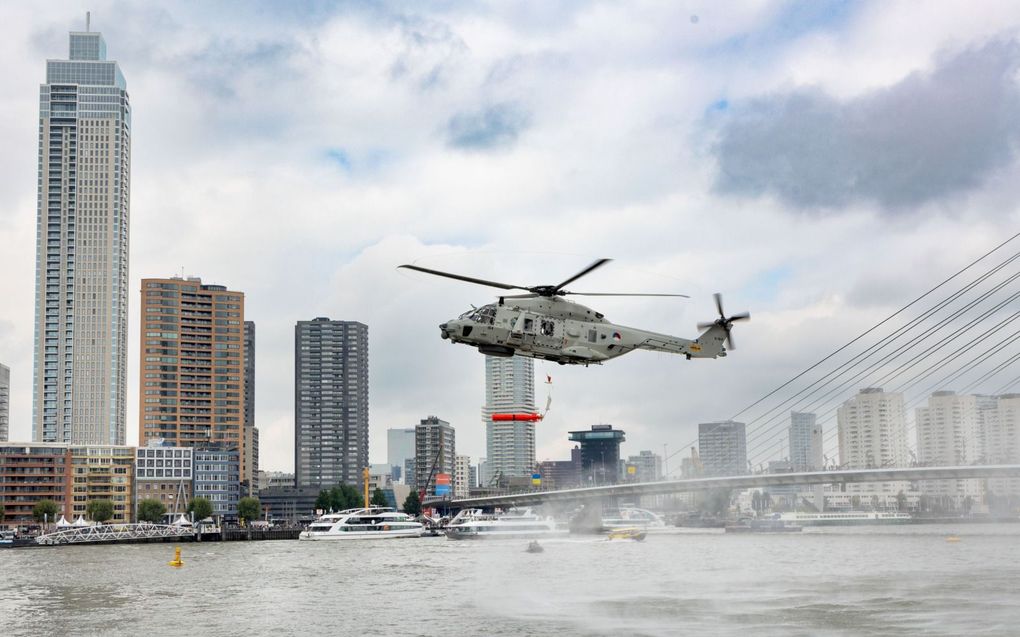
439,296,728,365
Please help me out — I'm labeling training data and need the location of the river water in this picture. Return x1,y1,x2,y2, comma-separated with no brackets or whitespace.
1,524,1018,636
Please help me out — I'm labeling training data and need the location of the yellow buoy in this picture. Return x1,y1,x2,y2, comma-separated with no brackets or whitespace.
168,546,184,567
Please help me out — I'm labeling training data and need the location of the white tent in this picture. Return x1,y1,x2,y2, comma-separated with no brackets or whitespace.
55,515,71,527
172,513,192,527
72,515,89,527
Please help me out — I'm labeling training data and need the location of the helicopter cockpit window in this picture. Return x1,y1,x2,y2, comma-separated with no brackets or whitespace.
523,318,534,332
477,304,496,325
460,305,496,325
540,320,555,336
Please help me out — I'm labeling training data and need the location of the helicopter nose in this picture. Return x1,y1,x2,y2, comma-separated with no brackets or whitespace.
439,323,449,339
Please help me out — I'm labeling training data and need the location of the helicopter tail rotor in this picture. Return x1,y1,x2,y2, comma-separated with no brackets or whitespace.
697,293,750,350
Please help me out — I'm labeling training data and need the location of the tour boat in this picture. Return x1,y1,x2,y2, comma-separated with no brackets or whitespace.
444,508,566,540
777,511,912,526
298,507,424,540
725,517,803,533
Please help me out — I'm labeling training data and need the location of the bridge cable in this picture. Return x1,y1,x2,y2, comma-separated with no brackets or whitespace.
739,270,1020,452
741,282,1020,464
664,239,1020,471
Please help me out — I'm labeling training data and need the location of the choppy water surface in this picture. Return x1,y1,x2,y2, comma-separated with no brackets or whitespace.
2,524,1019,636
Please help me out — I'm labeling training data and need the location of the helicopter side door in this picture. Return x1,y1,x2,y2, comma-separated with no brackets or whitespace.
508,311,537,349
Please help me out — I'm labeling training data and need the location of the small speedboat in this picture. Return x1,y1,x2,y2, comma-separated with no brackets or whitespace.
526,540,544,553
606,527,646,542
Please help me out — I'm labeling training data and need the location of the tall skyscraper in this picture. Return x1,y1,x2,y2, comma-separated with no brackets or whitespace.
0,363,9,442
837,388,910,494
414,416,455,496
915,391,981,502
482,356,535,481
387,427,415,482
698,421,747,477
137,277,249,482
294,318,369,488
33,25,131,445
243,321,258,493
789,412,823,472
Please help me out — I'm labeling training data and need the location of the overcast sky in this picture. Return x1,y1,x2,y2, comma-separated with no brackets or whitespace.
1,1,1018,473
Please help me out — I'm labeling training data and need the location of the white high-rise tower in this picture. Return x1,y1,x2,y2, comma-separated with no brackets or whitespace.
837,388,910,495
482,356,535,481
915,391,982,503
33,23,131,444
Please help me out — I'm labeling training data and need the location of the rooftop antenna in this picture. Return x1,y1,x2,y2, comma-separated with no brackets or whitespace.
86,11,91,32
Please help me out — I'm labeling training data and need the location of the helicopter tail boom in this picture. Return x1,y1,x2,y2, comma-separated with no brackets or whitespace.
689,324,728,358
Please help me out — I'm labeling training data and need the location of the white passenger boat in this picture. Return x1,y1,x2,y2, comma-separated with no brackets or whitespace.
601,508,667,531
298,507,424,540
778,511,912,526
445,508,566,540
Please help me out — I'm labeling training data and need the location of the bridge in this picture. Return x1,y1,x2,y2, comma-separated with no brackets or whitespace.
35,523,196,546
443,464,1020,509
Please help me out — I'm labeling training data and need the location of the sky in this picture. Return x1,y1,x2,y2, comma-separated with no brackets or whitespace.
1,1,1019,474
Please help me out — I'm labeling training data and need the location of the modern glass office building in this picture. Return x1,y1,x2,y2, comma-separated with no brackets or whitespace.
32,27,131,445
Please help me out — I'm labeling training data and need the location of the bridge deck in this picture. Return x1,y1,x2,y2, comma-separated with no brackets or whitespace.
448,465,1020,509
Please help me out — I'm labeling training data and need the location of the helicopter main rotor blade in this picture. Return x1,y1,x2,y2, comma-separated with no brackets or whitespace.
728,312,751,321
552,258,612,294
398,264,529,291
713,292,725,318
564,292,690,298
501,293,540,299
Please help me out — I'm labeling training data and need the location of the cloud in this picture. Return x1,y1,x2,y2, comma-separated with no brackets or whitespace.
3,1,1020,475
712,38,1020,210
445,102,531,150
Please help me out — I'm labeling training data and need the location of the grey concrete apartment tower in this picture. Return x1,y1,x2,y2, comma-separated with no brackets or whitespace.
698,420,747,477
294,318,369,487
414,416,455,496
0,363,9,442
32,25,131,444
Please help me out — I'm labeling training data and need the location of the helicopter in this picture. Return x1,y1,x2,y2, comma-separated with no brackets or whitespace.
398,258,749,366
